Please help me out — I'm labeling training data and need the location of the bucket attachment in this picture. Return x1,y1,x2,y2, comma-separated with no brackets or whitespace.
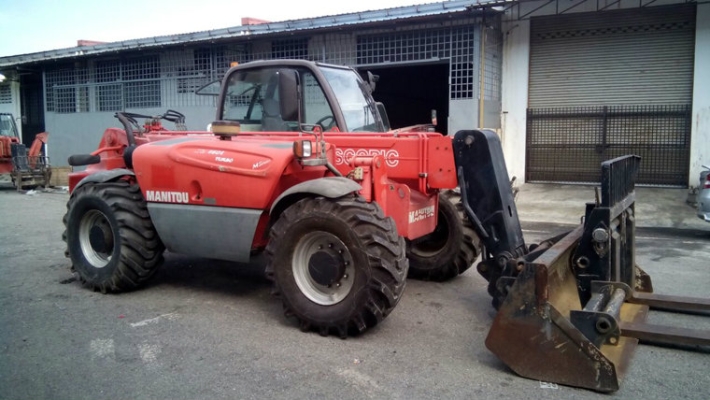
482,155,710,392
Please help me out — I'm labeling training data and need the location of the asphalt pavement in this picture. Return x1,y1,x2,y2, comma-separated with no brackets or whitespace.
0,186,708,400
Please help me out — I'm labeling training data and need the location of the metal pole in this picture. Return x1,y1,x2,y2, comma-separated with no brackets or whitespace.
479,25,486,128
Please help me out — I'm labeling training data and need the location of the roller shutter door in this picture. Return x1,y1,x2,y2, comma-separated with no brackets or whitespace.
526,4,695,185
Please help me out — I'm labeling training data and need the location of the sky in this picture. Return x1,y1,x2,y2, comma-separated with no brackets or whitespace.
0,0,440,57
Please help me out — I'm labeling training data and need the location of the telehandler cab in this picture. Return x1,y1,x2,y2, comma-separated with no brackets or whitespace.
63,60,709,392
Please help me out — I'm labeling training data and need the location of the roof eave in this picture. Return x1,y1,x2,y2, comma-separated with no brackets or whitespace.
0,0,502,69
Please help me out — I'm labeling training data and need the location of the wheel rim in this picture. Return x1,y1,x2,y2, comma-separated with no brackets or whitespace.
292,231,355,306
78,209,114,268
410,210,450,257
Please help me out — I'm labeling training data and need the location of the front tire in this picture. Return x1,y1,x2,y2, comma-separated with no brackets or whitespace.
63,181,164,293
266,196,408,338
406,190,481,281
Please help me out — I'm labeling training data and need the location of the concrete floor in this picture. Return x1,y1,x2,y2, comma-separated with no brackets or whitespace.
515,183,709,231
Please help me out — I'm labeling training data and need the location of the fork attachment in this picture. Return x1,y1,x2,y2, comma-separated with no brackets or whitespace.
482,155,710,392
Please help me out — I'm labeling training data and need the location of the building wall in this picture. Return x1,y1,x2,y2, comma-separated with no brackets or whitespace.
45,107,217,165
42,46,247,165
38,20,501,166
690,3,710,187
449,99,477,133
500,19,530,184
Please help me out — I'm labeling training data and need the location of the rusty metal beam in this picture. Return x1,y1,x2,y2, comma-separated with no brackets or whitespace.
620,321,710,347
630,292,710,314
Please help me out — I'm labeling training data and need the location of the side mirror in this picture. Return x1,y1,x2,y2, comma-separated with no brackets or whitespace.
367,71,379,94
277,69,300,121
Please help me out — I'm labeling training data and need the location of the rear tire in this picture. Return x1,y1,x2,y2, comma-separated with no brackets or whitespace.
266,196,408,338
63,181,164,293
406,190,481,281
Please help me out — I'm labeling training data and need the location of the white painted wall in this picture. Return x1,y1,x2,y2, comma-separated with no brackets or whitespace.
690,3,710,187
448,99,477,135
499,19,530,183
482,100,501,130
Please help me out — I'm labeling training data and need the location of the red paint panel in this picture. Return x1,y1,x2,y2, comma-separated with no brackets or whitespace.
132,137,303,209
426,136,458,189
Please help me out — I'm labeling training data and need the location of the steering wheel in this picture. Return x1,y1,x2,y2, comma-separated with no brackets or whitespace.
315,115,336,130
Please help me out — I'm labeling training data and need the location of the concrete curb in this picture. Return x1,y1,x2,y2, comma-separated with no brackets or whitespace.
515,183,709,232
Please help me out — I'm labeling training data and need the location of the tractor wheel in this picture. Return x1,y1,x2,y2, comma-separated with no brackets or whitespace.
266,195,408,338
406,190,481,281
63,181,164,293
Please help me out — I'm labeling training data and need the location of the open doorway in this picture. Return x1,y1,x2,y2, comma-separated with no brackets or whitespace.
20,72,45,146
360,62,449,135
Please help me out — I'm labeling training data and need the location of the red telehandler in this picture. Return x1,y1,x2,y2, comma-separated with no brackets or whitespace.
63,60,709,392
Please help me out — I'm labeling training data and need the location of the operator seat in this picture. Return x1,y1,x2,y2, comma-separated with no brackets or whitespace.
261,98,290,132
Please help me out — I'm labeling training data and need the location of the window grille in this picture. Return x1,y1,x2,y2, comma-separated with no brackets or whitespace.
124,56,161,108
526,105,691,186
55,88,78,113
356,26,478,99
46,66,76,113
482,28,502,102
45,45,250,112
450,27,475,99
272,38,309,59
95,60,122,111
0,85,11,104
94,56,162,111
96,85,121,112
46,56,162,113
178,48,226,94
356,29,453,65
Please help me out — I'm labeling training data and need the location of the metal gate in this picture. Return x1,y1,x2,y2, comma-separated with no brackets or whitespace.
526,5,695,186
526,104,691,186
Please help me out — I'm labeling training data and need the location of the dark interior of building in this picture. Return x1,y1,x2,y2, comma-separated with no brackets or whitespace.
360,62,449,135
20,73,45,146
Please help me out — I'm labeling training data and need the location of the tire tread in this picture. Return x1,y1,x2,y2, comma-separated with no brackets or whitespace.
265,195,407,338
63,181,164,292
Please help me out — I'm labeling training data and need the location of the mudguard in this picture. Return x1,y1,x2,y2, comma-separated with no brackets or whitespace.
270,176,362,216
74,169,135,191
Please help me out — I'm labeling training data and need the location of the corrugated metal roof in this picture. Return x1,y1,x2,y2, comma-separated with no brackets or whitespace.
0,0,506,68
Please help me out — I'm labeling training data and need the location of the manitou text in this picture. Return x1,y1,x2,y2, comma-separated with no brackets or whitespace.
409,205,436,223
146,190,189,203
